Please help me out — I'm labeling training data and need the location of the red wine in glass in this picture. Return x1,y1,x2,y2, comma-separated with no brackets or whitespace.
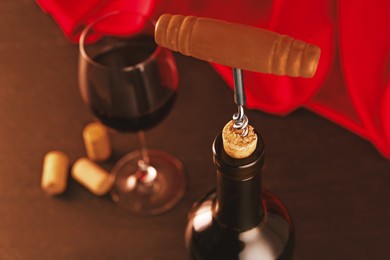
89,37,177,132
79,12,185,215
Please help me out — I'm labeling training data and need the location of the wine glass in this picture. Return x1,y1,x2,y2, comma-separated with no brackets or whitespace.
78,11,185,215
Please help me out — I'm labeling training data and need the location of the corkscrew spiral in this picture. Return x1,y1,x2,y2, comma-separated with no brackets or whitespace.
233,105,249,136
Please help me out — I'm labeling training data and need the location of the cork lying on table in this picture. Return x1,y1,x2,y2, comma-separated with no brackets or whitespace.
41,151,70,195
83,122,111,162
71,157,113,196
222,120,257,159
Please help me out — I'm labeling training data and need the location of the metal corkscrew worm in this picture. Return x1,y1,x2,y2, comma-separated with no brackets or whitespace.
232,68,249,136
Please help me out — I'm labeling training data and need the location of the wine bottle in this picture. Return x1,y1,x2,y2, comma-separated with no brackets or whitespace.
185,122,294,260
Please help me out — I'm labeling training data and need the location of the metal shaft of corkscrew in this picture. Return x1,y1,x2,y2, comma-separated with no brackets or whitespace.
232,68,249,136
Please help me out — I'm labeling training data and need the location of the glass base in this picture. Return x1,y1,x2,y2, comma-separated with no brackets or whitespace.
110,150,185,216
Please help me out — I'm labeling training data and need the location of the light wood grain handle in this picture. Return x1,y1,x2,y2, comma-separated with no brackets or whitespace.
155,14,320,78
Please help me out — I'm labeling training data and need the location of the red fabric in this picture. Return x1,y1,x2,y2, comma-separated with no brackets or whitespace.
36,0,156,42
36,0,390,158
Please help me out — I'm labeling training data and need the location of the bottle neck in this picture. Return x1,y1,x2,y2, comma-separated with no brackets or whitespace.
215,170,262,231
212,133,265,232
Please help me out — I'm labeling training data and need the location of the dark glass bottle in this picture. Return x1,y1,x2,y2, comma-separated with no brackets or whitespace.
185,132,294,260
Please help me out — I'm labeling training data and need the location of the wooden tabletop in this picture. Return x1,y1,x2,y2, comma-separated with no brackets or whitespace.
1,2,390,259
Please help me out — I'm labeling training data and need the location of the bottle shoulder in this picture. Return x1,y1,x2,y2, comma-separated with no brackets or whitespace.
185,190,294,260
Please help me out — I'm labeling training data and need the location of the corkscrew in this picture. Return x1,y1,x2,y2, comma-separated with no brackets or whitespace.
154,14,321,138
232,68,249,137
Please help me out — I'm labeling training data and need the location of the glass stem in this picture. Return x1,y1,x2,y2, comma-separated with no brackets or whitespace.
137,131,156,184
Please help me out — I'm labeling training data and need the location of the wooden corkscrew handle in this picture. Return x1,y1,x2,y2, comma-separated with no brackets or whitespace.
155,14,321,78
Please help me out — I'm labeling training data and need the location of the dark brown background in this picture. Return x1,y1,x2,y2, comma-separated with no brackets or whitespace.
1,1,390,259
